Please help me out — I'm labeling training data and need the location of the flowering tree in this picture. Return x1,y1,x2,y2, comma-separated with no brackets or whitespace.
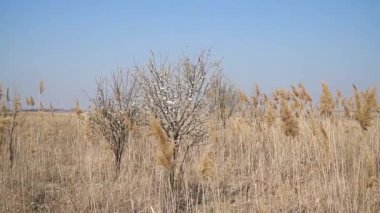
137,50,219,146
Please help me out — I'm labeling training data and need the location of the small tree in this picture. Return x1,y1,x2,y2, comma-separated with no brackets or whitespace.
136,50,219,187
89,70,139,176
207,72,239,128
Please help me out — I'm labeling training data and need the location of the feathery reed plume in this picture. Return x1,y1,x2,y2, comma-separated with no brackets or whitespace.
149,116,174,169
353,86,377,130
264,100,276,128
298,83,312,103
275,89,291,101
319,82,335,116
198,144,214,180
39,80,45,95
291,85,300,98
291,95,302,115
280,99,299,137
238,90,249,104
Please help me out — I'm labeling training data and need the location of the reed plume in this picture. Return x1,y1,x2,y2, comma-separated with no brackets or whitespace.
280,99,299,137
298,83,312,103
149,117,174,169
319,82,335,116
353,86,377,130
264,100,276,128
238,90,249,104
291,85,300,98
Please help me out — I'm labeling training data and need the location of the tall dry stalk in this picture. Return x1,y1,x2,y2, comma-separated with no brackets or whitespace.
198,144,214,181
320,82,335,116
75,99,82,117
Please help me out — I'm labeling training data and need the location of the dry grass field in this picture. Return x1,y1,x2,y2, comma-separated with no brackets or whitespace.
1,82,379,212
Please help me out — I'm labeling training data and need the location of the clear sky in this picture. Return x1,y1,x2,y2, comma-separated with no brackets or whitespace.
1,0,379,109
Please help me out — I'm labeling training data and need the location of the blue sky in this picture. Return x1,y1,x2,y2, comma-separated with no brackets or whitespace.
1,0,379,108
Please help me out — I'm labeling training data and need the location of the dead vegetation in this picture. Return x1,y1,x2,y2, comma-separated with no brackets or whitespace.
1,52,379,212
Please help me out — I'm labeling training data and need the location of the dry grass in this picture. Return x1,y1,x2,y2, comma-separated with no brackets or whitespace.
1,86,380,212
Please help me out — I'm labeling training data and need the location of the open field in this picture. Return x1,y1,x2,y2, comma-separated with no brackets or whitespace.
3,1,380,212
1,92,379,212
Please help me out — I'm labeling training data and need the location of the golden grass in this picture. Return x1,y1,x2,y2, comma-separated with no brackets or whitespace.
0,84,379,212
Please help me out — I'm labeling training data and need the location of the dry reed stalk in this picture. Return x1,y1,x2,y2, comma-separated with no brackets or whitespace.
198,144,214,180
319,82,335,116
342,98,352,118
75,99,82,117
319,122,330,156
